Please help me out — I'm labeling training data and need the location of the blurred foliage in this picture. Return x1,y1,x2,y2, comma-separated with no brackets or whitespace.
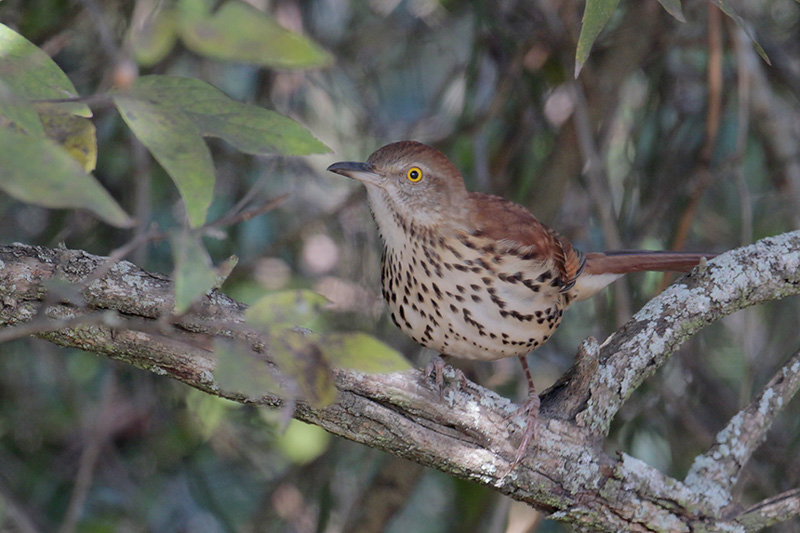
1,0,800,531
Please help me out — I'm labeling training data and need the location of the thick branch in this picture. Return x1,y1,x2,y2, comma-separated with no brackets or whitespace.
1,236,799,531
542,230,800,435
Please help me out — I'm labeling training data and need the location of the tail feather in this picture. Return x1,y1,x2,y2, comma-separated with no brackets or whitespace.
569,251,715,302
583,251,715,275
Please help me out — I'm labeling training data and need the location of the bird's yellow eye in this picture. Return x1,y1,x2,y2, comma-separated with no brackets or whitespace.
406,167,423,182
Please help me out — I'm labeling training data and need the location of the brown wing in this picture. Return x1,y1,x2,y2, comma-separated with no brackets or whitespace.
466,192,584,289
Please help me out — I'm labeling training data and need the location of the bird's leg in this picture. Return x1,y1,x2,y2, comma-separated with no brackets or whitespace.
424,354,468,397
503,355,541,474
424,354,447,394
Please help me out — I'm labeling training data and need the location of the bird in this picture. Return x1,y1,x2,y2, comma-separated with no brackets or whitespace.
327,140,713,471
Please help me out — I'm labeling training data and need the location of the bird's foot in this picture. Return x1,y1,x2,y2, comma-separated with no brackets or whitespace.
501,391,541,477
424,354,468,398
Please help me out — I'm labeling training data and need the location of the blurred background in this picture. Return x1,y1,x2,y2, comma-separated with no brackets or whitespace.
1,0,800,531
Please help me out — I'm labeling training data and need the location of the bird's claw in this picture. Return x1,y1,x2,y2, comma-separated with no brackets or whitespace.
424,355,467,398
501,391,541,477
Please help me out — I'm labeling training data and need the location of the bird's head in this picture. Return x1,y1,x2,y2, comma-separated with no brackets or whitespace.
327,141,468,230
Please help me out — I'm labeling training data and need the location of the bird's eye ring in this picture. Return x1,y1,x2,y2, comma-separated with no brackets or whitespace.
406,167,423,182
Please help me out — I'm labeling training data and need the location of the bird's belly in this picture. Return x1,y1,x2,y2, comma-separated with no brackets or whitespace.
382,248,566,361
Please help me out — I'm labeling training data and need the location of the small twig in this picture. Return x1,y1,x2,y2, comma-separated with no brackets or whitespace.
132,137,153,266
570,81,632,323
0,481,41,533
79,224,166,290
58,372,118,533
684,349,800,508
75,0,120,60
205,193,290,230
732,26,754,246
211,164,280,227
30,94,112,108
701,2,724,165
657,3,725,293
342,456,425,533
0,312,113,344
736,488,800,532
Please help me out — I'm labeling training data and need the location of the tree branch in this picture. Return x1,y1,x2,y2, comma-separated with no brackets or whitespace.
543,231,800,435
1,234,799,531
685,349,800,509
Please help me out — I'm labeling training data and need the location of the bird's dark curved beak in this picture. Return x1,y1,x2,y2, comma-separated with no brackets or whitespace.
326,161,382,187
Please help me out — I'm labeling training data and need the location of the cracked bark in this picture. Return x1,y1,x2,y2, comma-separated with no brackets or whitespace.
1,232,799,532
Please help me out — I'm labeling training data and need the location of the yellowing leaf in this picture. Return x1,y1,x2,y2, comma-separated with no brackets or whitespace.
322,332,410,374
178,0,332,69
272,330,337,408
0,23,90,117
0,128,132,227
38,110,97,172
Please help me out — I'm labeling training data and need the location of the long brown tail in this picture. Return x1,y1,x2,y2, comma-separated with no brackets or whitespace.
583,251,716,274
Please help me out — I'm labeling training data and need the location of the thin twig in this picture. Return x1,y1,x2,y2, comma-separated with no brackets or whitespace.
79,224,166,290
736,488,800,531
58,372,118,533
205,193,290,230
0,312,113,344
684,349,800,508
0,481,41,533
132,137,153,266
665,2,724,257
30,94,112,107
570,81,632,323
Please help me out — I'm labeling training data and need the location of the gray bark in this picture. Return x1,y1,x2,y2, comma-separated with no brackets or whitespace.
1,233,799,532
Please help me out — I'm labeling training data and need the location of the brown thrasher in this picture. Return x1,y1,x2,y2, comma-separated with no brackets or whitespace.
328,141,712,470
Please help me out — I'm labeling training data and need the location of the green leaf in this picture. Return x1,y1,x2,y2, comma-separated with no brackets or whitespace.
136,76,330,155
0,128,133,227
114,85,215,228
276,420,330,464
575,0,621,77
322,332,411,374
213,254,239,290
130,8,179,67
655,0,685,22
114,76,330,227
178,0,332,69
245,290,329,331
214,333,338,409
0,80,44,135
171,231,219,313
0,23,90,117
185,388,238,439
708,0,770,65
213,339,283,399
